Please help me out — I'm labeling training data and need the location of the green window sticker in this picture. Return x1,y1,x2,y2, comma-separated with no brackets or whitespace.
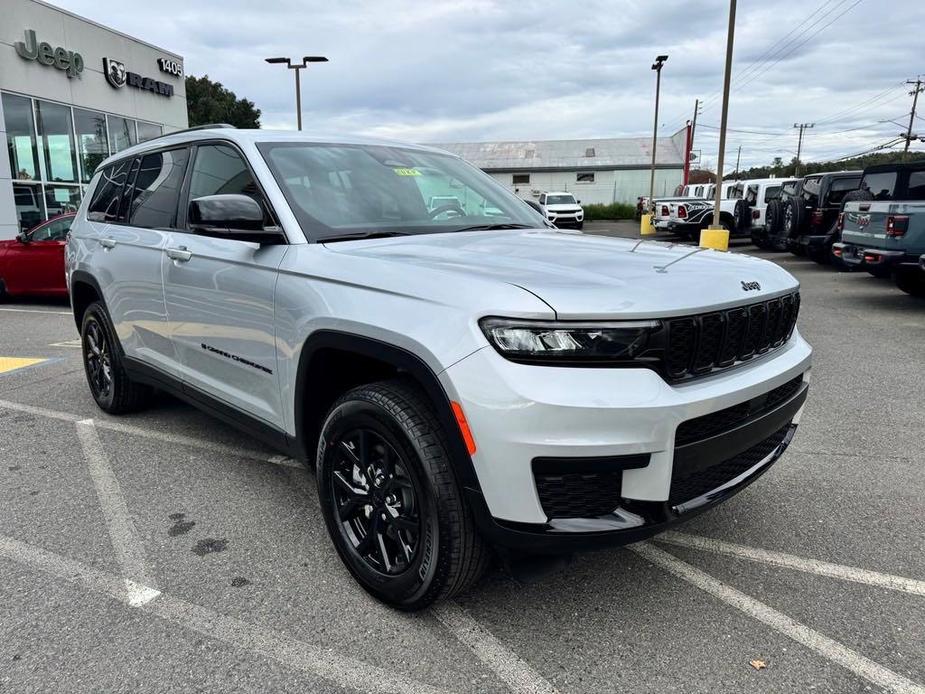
393,167,421,176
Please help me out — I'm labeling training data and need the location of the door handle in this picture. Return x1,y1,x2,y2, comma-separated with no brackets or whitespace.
99,237,116,249
166,246,192,262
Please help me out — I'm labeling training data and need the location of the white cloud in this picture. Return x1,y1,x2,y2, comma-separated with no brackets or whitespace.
52,0,925,169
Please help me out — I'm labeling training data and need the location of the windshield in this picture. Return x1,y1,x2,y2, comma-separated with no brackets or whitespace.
546,194,577,205
257,142,542,240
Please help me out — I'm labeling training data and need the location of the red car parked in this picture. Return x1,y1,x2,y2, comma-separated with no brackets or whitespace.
0,213,75,299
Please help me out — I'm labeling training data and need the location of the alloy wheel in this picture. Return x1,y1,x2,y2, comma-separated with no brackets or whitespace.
84,319,112,399
330,428,422,575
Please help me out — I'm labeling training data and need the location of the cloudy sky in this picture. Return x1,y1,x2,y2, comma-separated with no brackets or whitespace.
56,0,925,171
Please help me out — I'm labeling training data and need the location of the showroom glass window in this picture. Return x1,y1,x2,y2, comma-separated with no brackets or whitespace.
74,109,109,183
108,115,137,153
137,121,163,143
35,100,78,183
3,93,40,181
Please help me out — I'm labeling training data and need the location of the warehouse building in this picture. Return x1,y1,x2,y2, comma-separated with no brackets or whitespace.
434,129,687,206
1,0,188,239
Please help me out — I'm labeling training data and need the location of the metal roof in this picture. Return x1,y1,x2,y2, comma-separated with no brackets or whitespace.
429,135,686,171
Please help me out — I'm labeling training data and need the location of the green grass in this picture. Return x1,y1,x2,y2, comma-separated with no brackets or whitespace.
582,203,636,221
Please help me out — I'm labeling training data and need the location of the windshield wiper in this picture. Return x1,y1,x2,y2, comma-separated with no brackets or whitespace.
450,223,537,232
321,231,409,243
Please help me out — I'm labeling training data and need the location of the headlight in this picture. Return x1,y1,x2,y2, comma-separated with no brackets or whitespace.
479,317,660,364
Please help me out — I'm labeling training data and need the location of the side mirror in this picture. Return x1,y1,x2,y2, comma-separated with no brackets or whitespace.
188,194,284,244
16,232,30,244
576,200,581,204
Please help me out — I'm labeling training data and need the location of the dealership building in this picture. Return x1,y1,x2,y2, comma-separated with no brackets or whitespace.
1,0,187,239
435,130,687,206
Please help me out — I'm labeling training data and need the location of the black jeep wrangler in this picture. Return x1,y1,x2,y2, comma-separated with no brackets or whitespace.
763,171,861,260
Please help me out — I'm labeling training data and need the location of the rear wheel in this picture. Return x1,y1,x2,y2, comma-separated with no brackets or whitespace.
867,266,892,279
0,278,7,301
80,302,152,413
317,379,489,610
894,268,925,297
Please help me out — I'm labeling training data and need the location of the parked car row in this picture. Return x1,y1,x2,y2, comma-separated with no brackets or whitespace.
652,161,925,298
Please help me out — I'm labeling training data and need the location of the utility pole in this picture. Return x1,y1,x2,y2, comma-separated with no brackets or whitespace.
734,145,741,179
647,54,668,216
710,0,737,231
690,98,701,158
793,122,814,176
903,77,923,157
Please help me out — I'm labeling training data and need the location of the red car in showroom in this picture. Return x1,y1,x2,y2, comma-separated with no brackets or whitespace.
0,213,75,299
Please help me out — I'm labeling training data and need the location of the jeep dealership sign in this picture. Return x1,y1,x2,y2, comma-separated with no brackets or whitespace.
104,57,174,97
14,29,84,78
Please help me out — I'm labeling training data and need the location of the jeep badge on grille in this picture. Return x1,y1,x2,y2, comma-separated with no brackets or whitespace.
741,281,761,291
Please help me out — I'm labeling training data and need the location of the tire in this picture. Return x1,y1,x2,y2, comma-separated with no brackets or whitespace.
784,198,806,239
316,379,489,610
733,199,750,232
894,268,925,297
80,301,152,414
0,278,7,302
576,221,584,230
765,199,783,235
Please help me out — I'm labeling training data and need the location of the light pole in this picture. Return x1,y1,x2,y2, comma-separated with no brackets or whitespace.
265,56,329,130
647,54,668,216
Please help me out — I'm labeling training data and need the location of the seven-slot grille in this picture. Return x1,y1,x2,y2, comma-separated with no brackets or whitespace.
665,293,800,380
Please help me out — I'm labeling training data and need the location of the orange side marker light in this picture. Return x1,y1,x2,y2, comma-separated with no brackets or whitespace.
451,401,477,456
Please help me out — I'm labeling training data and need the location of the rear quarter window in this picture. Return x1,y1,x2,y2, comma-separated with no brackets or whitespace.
825,177,860,206
87,159,132,222
860,171,897,201
906,170,925,200
764,186,781,203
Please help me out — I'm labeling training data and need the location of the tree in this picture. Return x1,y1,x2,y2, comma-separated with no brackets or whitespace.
689,169,716,184
185,75,261,128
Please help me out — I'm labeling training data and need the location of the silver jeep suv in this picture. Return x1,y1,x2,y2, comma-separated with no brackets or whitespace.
66,126,812,610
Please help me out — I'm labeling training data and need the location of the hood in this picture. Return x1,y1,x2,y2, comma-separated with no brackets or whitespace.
324,229,799,319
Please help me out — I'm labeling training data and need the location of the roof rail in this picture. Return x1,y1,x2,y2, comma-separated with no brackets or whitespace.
169,123,237,135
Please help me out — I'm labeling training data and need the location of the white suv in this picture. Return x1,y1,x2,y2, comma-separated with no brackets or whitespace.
539,191,584,229
66,127,812,610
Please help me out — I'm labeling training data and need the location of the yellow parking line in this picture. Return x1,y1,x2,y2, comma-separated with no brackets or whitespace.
0,357,48,374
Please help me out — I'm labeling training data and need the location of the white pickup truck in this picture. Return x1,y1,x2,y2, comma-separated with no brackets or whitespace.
651,183,712,230
667,182,746,239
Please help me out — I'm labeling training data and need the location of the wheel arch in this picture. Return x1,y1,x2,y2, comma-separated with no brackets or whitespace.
293,330,483,495
69,270,105,333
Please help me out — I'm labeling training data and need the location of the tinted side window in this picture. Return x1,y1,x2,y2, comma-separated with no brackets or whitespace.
906,171,925,200
861,171,897,201
826,177,860,205
125,149,190,228
189,144,263,203
87,160,132,222
764,186,781,203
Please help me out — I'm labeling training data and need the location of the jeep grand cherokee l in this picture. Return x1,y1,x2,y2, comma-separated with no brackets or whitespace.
65,127,812,610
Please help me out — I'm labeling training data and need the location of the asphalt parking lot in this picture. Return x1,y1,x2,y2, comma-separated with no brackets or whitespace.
1,225,923,694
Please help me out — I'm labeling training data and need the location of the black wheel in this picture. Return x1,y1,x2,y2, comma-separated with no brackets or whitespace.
0,278,7,302
807,245,830,264
894,268,925,297
81,302,151,413
867,266,892,279
317,379,489,610
765,199,783,235
576,221,584,230
733,199,750,232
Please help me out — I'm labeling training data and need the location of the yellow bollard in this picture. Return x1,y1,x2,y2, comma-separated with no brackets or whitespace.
699,225,730,251
640,213,656,236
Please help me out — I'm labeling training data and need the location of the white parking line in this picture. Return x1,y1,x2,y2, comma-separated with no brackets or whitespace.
0,307,72,315
656,532,925,597
432,601,559,694
0,398,300,469
76,419,160,607
0,534,453,694
632,543,925,694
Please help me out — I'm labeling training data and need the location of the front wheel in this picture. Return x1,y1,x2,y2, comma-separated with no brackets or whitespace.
894,268,925,297
316,380,489,610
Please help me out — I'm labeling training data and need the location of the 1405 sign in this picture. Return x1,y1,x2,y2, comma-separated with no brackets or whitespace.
157,57,183,77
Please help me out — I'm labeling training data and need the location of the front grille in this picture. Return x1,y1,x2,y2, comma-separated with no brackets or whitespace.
668,424,791,507
664,293,800,380
535,471,621,518
675,375,804,446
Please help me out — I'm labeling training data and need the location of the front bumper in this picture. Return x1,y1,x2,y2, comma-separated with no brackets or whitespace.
549,213,584,227
440,333,812,550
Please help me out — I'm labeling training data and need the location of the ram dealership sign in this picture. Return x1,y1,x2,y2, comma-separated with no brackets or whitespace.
104,57,174,97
